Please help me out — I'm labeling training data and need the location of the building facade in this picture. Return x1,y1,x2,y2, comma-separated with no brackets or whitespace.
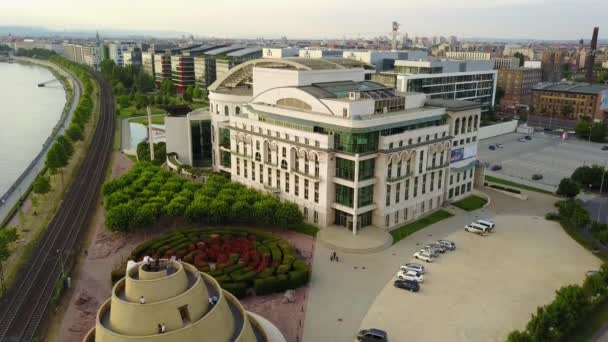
531,82,608,120
64,43,100,68
541,50,565,82
154,53,172,84
142,51,155,77
171,55,195,94
493,57,520,69
445,51,491,60
497,67,543,106
166,58,481,234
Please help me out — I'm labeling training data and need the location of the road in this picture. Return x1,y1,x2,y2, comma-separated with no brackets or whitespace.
0,59,81,225
0,70,115,342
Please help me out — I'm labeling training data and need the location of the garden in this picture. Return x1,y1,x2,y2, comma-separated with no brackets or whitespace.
123,227,310,298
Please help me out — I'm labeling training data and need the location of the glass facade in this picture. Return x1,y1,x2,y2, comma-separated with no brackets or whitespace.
335,158,355,180
335,184,354,207
219,128,231,148
190,120,212,167
220,150,231,167
334,131,378,154
358,159,375,181
357,185,374,207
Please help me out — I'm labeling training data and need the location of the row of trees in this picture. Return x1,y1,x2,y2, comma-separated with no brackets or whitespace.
507,263,608,342
136,141,166,165
15,48,57,59
102,163,304,232
575,118,607,142
556,164,608,199
99,59,155,94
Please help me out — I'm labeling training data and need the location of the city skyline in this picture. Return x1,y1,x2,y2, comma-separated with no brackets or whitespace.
1,0,606,40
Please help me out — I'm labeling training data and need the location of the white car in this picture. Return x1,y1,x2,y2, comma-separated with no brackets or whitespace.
414,251,434,262
400,262,425,274
397,270,424,283
518,137,526,142
476,219,495,232
465,223,487,235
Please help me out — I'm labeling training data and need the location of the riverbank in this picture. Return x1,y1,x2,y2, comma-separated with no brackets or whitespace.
0,58,79,228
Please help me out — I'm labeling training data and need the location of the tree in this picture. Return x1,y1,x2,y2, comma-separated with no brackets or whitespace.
56,135,74,158
183,86,194,102
33,175,51,194
45,142,68,172
66,123,83,141
590,122,607,143
0,228,18,291
193,86,203,99
105,203,136,232
513,52,525,67
556,178,580,198
275,202,304,227
575,120,591,140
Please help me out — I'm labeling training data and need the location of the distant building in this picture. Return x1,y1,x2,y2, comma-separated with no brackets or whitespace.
215,47,263,80
445,51,491,60
154,53,172,84
541,50,565,82
492,57,520,69
64,43,100,68
497,68,543,106
141,51,155,77
11,40,64,55
343,50,428,72
298,49,343,59
192,45,248,88
263,48,299,58
171,55,195,94
524,61,542,69
603,61,608,69
122,47,142,66
531,82,608,120
503,46,536,60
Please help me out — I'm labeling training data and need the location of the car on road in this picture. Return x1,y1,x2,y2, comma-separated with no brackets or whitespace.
401,262,425,274
414,251,434,262
602,146,608,151
496,143,504,148
489,145,496,150
491,164,502,171
394,279,420,292
465,223,488,235
437,240,456,250
518,137,526,142
397,270,424,283
532,174,543,180
525,135,532,140
357,328,388,342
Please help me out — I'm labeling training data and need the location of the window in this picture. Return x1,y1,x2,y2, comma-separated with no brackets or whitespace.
259,165,263,184
236,106,240,115
457,172,460,182
282,147,287,158
343,108,348,117
267,167,272,185
256,141,260,150
304,207,308,219
236,158,240,176
252,162,256,181
277,170,281,188
404,208,408,220
314,155,319,177
414,177,418,197
255,152,261,162
304,155,309,174
178,305,191,325
314,182,319,203
281,160,288,170
358,158,375,181
358,185,374,207
304,179,309,200
395,183,401,203
387,162,392,178
385,215,390,227
421,201,425,213
422,174,427,195
386,185,391,206
450,174,453,185
430,172,435,191
244,160,248,178
314,211,319,224
335,158,355,180
224,105,229,116
418,151,424,173
438,170,442,189
397,161,402,177
335,184,353,207
295,157,300,172
389,142,394,150
394,211,399,224
405,179,410,200
285,172,290,192
295,175,300,196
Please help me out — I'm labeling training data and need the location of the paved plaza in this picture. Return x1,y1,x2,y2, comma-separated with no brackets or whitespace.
303,188,601,342
478,132,608,190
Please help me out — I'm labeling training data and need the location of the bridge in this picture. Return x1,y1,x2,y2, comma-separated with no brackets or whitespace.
37,78,60,87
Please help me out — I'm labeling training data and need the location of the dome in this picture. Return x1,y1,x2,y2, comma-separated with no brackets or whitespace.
83,260,285,342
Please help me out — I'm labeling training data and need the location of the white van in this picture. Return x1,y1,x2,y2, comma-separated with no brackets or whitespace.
464,222,488,235
476,219,495,232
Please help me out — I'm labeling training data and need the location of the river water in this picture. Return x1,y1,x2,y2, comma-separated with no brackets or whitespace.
0,62,66,196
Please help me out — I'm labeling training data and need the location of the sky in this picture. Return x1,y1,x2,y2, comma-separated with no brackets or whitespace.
2,0,607,40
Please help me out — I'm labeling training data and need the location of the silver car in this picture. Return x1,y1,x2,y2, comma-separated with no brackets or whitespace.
421,247,440,258
401,262,425,274
437,240,456,251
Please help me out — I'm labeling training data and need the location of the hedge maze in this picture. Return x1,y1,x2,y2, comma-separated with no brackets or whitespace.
129,228,310,298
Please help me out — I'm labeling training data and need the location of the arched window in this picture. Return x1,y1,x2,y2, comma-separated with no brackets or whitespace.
304,154,309,174
460,118,466,134
454,118,460,135
387,161,392,178
467,116,472,132
224,105,229,116
235,106,241,115
314,154,319,177
255,152,261,162
281,160,288,170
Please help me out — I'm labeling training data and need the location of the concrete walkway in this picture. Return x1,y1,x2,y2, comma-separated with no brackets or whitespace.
302,189,563,342
0,58,81,225
317,225,393,254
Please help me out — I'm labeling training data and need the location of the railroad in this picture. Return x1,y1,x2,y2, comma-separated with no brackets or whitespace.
0,69,115,342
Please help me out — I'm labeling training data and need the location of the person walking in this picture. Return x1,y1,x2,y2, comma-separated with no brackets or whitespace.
140,296,146,304
157,324,162,334
161,324,166,333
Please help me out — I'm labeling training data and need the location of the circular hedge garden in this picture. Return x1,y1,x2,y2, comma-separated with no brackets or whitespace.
127,228,310,298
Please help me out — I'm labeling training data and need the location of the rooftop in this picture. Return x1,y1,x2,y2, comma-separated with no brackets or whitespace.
425,99,482,111
227,46,263,57
205,44,247,56
299,81,393,99
533,82,608,95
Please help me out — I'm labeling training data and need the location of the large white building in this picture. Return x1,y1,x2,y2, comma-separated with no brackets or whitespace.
166,58,481,234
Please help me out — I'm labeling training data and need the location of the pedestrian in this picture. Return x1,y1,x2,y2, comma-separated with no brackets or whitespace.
161,324,166,333
140,296,146,304
335,254,339,262
157,324,162,334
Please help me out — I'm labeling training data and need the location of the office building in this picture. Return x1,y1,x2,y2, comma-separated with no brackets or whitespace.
531,82,608,120
191,45,248,88
108,43,125,66
215,47,263,80
541,50,565,82
122,47,142,66
154,53,172,84
142,51,155,77
166,58,481,234
492,57,520,69
497,68,543,106
446,51,491,60
83,260,285,342
171,55,195,94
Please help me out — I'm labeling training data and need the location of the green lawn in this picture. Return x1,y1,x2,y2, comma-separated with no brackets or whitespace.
130,115,166,125
451,195,487,211
390,210,454,243
117,105,167,119
485,175,555,196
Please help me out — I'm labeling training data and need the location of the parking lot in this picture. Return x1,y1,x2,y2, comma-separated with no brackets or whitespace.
478,132,608,189
358,213,602,342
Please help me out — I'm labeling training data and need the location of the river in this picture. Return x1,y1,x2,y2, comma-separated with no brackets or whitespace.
0,62,66,196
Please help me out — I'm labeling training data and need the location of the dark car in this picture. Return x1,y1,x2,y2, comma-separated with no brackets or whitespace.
357,328,388,341
394,279,420,292
525,135,532,140
491,165,502,171
532,174,543,180
488,145,496,150
602,146,608,151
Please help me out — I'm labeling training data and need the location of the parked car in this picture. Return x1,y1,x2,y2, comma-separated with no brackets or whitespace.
429,242,448,253
394,279,420,292
532,174,543,180
357,328,388,342
420,247,440,258
496,143,504,148
424,243,446,253
397,270,424,283
488,145,496,150
491,164,502,171
602,146,608,151
525,135,532,140
437,240,456,250
518,137,526,142
476,220,495,232
414,251,434,262
401,262,425,274
465,223,488,235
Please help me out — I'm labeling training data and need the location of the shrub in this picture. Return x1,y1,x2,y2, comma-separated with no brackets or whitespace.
222,282,248,298
489,184,522,194
545,213,561,221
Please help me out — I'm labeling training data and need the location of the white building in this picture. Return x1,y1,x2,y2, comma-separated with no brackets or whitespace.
108,43,125,66
166,58,481,235
263,48,299,59
446,51,491,60
524,61,542,69
64,43,100,68
298,49,343,59
342,50,428,72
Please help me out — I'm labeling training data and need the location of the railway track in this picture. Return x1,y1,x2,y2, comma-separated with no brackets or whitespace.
0,70,115,342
